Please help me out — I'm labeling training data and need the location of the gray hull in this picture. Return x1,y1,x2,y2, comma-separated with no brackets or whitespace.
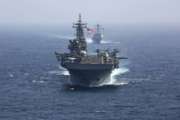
64,63,113,86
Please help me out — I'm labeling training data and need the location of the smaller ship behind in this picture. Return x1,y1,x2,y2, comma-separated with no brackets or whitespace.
92,24,103,44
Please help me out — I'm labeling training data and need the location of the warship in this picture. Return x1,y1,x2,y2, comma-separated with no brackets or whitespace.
55,14,126,87
92,24,103,44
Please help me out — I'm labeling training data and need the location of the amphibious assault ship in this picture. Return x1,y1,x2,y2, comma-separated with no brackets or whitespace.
55,14,126,87
92,24,103,44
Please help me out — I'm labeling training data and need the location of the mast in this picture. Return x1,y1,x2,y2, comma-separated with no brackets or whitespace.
96,24,100,34
68,14,87,56
73,14,87,41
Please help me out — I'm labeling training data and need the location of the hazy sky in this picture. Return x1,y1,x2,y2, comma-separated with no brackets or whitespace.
0,0,180,25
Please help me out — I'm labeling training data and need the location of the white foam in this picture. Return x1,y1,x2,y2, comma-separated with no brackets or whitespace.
48,70,70,76
32,79,45,84
86,37,93,43
104,67,129,85
86,38,110,44
9,73,14,78
61,71,70,76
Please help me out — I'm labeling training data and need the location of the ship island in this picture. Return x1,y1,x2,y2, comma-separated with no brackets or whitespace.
92,24,103,44
55,14,126,87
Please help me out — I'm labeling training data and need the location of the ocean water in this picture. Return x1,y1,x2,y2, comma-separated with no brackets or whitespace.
0,25,180,120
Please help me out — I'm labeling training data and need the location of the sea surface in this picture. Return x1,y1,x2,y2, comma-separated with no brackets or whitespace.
0,25,180,120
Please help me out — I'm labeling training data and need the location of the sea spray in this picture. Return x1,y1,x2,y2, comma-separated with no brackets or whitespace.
106,67,129,85
48,66,70,76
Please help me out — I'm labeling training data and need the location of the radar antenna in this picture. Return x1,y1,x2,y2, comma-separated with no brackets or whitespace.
73,14,87,41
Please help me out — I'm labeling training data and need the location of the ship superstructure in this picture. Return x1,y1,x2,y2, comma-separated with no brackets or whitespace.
92,24,103,44
55,14,124,87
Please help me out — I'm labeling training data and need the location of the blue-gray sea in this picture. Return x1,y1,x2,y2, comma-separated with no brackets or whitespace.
0,25,180,120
